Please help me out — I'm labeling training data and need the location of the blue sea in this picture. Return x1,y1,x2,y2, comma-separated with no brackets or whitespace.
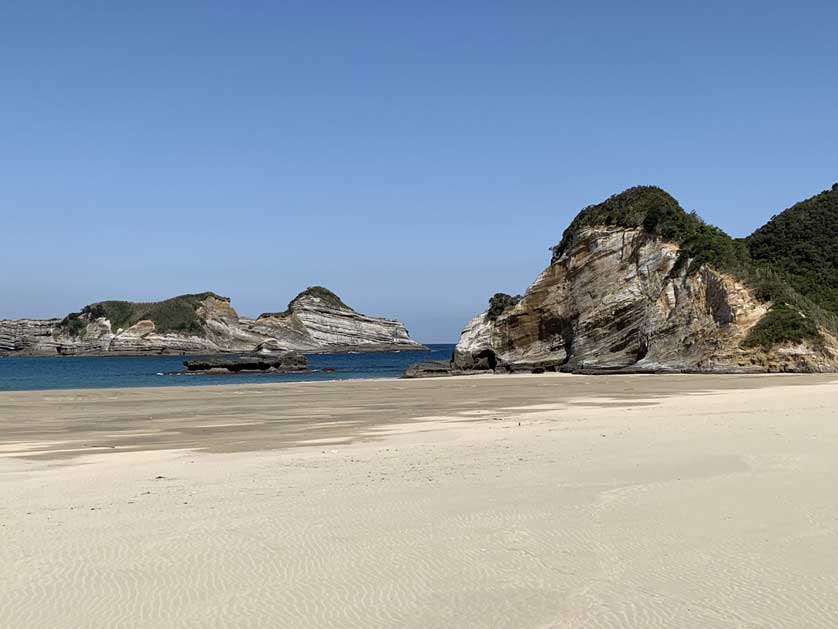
0,344,455,392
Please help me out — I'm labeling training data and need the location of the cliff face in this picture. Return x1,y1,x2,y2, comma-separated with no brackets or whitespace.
0,289,425,356
0,319,62,355
250,292,419,351
453,192,838,374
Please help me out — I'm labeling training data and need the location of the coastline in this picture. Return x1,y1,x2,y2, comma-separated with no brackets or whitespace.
0,368,830,404
1,371,835,458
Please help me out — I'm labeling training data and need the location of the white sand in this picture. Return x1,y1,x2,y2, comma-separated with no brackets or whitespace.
0,374,837,628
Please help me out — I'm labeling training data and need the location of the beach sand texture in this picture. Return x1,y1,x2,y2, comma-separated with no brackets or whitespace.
1,373,836,628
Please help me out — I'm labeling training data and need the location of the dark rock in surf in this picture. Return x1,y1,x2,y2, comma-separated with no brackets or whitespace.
183,351,307,374
403,360,453,378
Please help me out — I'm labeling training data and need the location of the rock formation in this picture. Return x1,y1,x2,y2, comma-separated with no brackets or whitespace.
182,351,308,374
0,287,426,356
448,186,838,375
403,360,454,378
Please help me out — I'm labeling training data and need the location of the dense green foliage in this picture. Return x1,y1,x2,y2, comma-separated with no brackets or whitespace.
61,292,224,337
260,286,353,318
487,293,522,320
552,186,748,274
551,185,837,349
60,312,87,336
741,304,821,349
553,186,682,257
293,286,352,310
746,185,838,316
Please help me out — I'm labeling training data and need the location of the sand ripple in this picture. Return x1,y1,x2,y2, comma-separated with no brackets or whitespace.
1,377,837,627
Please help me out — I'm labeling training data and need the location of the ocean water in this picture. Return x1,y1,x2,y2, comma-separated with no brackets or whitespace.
0,344,455,392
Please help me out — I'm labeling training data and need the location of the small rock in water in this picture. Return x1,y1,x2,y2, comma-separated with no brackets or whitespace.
181,351,308,375
403,360,452,378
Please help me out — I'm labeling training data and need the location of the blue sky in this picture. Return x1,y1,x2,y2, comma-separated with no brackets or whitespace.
2,1,836,341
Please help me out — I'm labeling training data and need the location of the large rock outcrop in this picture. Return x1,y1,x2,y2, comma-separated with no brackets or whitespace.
249,288,421,352
452,187,838,374
0,287,425,356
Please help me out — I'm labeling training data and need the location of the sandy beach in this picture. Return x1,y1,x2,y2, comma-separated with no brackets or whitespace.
1,373,837,628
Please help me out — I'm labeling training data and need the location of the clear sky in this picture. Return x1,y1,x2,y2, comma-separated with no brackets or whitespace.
2,1,836,342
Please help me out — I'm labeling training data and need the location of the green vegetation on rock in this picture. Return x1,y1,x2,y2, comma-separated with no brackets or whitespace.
742,304,821,349
487,293,522,320
553,186,682,257
60,312,87,337
551,185,837,349
552,186,748,274
746,185,838,316
292,286,352,310
259,286,353,318
61,292,224,337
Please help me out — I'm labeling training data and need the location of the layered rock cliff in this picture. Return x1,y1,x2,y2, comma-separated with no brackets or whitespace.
451,187,838,374
0,287,425,356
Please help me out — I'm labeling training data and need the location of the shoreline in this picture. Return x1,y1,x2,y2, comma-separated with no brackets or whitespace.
1,372,836,460
0,368,831,396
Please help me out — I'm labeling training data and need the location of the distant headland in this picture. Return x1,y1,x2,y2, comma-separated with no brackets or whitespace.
0,286,427,356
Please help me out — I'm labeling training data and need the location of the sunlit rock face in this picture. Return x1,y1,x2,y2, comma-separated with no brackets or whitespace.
454,226,838,373
0,319,61,354
0,290,425,356
245,291,425,353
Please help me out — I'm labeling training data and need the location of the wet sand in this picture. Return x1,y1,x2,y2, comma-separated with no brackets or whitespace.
1,373,837,627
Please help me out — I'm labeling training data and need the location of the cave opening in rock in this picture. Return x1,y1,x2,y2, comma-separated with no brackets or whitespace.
475,349,498,370
636,339,649,362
